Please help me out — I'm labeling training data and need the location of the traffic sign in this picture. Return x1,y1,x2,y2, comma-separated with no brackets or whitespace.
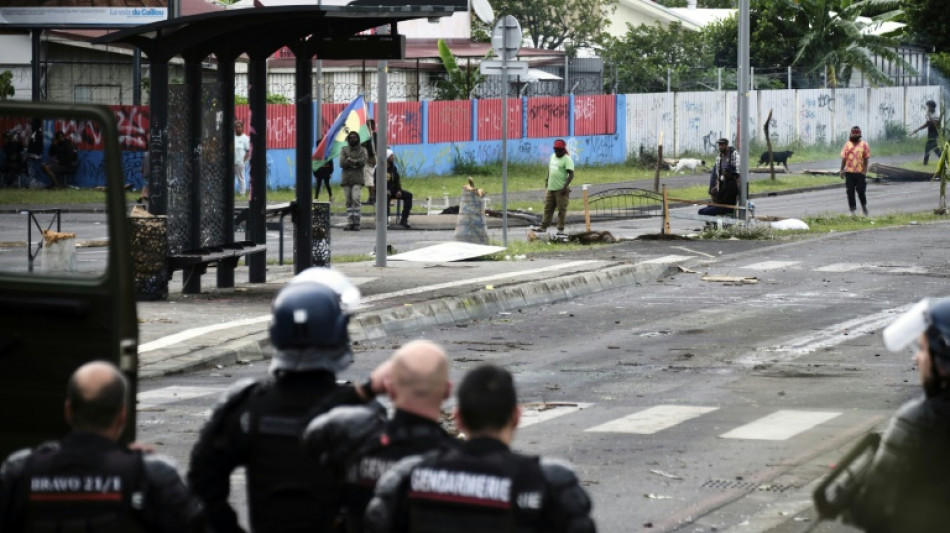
479,60,528,77
491,15,522,60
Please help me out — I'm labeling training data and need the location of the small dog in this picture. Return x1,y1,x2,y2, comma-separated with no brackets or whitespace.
758,150,794,170
670,158,707,173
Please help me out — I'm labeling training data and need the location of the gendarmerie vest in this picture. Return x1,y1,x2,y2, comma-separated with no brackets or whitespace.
407,438,546,533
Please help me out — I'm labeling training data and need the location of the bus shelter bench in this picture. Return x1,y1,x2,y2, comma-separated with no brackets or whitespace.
167,241,267,289
235,202,295,264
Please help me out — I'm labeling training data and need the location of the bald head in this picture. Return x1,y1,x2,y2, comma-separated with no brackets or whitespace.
66,361,128,434
390,340,449,409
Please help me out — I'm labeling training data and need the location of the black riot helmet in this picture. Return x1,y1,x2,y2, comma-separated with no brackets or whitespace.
268,281,352,374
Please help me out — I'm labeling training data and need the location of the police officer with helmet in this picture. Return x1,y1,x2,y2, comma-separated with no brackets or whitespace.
187,268,383,533
839,297,950,532
0,361,204,532
365,364,596,533
303,339,459,533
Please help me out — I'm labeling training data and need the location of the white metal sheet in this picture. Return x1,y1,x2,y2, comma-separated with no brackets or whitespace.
387,242,506,262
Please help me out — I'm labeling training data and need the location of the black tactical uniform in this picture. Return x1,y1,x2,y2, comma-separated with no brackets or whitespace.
188,275,366,533
304,405,458,533
189,372,363,533
365,437,596,533
839,297,950,532
0,432,203,533
844,390,950,532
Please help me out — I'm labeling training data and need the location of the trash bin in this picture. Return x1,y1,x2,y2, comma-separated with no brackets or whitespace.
129,209,169,301
453,187,489,245
312,201,331,267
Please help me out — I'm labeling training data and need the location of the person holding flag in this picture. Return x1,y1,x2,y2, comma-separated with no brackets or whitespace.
312,95,371,231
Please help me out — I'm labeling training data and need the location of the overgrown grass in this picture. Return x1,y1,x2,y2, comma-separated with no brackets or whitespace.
0,187,141,205
799,211,950,234
482,238,611,260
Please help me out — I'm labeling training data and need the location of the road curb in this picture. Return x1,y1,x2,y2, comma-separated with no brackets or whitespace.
138,260,684,378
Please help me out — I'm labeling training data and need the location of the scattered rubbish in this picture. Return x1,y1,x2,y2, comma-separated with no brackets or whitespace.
514,254,527,260
485,285,494,290
677,265,697,274
644,493,672,500
643,522,653,528
701,275,759,284
215,364,223,369
499,312,511,316
236,360,252,366
649,469,682,480
793,517,811,522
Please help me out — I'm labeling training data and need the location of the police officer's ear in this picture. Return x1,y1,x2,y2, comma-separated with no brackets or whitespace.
509,405,521,431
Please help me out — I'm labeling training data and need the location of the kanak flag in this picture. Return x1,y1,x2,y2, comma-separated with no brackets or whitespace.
312,94,370,171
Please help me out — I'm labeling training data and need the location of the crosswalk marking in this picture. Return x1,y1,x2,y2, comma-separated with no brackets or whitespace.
719,410,841,441
519,402,594,428
642,255,695,264
585,405,719,434
815,263,864,272
138,386,225,407
740,261,799,271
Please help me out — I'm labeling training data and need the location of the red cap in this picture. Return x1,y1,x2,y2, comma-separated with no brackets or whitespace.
553,139,568,153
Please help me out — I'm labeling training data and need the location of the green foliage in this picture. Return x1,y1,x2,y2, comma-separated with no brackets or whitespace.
902,0,950,53
452,145,494,176
600,23,709,93
884,120,908,141
234,93,290,105
484,0,615,53
0,70,15,100
435,39,485,101
930,52,950,78
654,0,735,6
788,0,910,88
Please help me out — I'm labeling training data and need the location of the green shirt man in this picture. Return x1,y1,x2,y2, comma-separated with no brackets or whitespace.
538,139,575,234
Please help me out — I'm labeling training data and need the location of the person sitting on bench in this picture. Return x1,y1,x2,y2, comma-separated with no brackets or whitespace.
42,131,78,188
386,149,413,229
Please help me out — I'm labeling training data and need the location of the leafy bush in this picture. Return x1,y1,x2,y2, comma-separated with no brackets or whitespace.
884,120,907,141
452,145,493,176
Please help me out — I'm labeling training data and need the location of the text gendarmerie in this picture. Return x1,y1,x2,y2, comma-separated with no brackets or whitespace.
410,468,511,506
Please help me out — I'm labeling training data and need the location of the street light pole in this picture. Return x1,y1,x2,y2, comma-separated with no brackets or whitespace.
738,0,750,219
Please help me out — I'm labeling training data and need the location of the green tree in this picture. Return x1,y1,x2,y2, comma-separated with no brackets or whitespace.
434,39,485,100
599,23,710,93
0,71,15,100
788,0,909,87
480,0,615,56
902,0,950,51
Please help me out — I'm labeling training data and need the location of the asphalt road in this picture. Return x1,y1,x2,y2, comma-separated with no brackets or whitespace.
134,217,950,532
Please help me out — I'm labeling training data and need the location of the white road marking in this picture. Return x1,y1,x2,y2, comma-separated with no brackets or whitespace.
736,303,916,367
585,405,719,434
719,410,841,441
519,402,594,428
140,261,602,353
641,255,695,264
815,263,864,272
672,246,714,258
740,261,799,271
137,386,225,406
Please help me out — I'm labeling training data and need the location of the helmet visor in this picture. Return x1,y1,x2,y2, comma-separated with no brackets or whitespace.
883,299,930,352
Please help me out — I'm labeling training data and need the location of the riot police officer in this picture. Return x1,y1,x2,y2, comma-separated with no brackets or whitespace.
304,339,458,533
365,364,597,533
0,361,204,532
187,269,380,533
841,297,950,532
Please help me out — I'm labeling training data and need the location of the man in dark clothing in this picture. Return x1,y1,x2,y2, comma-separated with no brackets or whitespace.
42,131,78,188
364,119,378,204
313,138,334,202
0,361,204,533
188,268,382,533
365,364,597,533
385,149,413,229
700,137,739,216
912,100,942,165
304,339,457,533
837,297,950,532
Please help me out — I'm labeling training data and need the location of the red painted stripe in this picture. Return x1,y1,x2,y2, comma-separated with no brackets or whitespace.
30,493,123,502
409,491,511,509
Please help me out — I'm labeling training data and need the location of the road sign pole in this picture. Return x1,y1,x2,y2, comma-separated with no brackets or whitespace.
501,19,508,246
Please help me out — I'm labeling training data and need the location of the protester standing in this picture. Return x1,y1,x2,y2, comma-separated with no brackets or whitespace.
839,126,871,216
340,131,367,231
234,120,251,197
912,100,942,165
536,139,574,236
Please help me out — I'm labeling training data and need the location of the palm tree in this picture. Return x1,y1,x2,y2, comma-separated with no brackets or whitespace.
788,0,910,87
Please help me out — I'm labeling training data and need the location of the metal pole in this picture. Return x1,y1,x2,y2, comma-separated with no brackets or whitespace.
718,67,722,91
133,49,142,106
315,60,322,143
375,60,388,267
31,29,41,102
787,66,792,89
667,68,671,92
738,0,750,219
501,18,510,246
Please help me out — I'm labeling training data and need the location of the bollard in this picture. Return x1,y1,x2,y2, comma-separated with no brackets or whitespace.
311,201,331,267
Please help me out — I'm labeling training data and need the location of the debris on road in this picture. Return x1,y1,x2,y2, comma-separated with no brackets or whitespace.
701,275,759,284
649,469,683,480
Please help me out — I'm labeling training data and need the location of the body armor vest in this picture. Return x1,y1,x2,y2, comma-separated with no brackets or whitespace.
407,447,546,533
24,442,146,533
244,379,344,533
